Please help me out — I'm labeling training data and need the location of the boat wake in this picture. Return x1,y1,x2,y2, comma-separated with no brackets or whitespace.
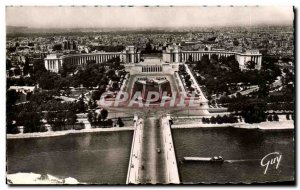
224,159,260,163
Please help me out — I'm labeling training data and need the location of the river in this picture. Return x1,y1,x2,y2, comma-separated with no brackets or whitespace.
172,128,294,184
7,131,133,184
7,128,294,184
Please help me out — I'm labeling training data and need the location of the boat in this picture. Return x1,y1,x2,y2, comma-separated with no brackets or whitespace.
183,156,224,163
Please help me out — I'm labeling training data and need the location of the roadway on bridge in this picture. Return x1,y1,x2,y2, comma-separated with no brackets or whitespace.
138,116,167,184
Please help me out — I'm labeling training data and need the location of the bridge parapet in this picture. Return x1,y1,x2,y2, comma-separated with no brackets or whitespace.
161,114,180,184
126,114,143,184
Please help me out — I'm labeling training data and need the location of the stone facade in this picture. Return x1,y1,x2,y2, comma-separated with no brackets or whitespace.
44,46,141,73
162,44,262,70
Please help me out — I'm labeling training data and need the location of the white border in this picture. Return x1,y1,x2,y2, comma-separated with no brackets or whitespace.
0,0,298,189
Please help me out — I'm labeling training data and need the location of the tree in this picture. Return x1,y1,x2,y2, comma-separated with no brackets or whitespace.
258,83,269,97
107,69,115,78
45,112,56,125
267,115,273,121
222,115,229,123
112,82,119,90
19,112,42,133
233,39,239,46
246,61,256,70
186,81,192,88
200,54,210,65
87,112,93,124
210,54,218,64
77,94,86,113
23,57,31,75
273,114,279,121
241,101,267,123
117,117,124,127
106,119,113,127
228,114,238,123
206,118,210,124
179,65,185,73
100,109,108,121
184,75,190,82
6,59,12,70
91,90,102,101
66,111,77,126
88,99,93,109
216,115,223,124
228,59,240,72
62,60,78,74
7,90,20,107
210,116,216,124
38,72,61,90
54,112,66,130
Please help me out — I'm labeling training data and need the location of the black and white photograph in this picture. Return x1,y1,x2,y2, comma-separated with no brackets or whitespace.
5,5,295,185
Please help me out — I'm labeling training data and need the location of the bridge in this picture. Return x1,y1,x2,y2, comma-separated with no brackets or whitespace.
126,114,180,184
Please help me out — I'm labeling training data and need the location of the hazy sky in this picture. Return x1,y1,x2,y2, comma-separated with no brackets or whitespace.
6,6,294,28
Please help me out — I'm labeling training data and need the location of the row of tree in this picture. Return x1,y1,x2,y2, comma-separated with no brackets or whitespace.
87,109,124,128
6,90,87,134
189,55,282,97
45,111,82,131
202,114,240,124
267,114,279,122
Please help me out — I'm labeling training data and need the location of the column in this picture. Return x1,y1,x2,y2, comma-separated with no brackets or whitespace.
55,60,59,72
46,60,49,70
131,54,134,63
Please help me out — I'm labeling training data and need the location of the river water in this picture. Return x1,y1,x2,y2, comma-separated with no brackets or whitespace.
7,131,133,184
172,128,295,184
7,128,294,184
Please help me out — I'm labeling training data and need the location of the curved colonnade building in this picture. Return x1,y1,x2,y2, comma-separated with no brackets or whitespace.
44,44,262,73
162,44,262,70
44,46,140,73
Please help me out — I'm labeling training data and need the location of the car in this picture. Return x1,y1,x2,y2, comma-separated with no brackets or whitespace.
157,148,161,153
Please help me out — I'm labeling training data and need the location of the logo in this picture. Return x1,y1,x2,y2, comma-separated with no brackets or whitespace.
260,152,282,174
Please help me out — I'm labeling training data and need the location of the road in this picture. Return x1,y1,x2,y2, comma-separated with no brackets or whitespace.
138,116,167,184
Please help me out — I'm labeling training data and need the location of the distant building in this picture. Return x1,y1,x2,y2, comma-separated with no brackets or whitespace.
8,86,36,94
44,46,140,73
163,44,262,70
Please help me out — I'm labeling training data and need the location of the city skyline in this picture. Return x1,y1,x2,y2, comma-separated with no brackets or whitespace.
6,6,294,29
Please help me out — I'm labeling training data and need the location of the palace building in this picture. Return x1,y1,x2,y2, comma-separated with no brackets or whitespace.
44,46,141,73
162,44,262,70
44,44,262,73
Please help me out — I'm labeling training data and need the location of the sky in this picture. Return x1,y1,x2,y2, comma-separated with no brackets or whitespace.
6,6,294,28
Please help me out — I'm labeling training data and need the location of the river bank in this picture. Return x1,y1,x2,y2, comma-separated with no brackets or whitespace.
171,120,294,130
7,126,134,139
